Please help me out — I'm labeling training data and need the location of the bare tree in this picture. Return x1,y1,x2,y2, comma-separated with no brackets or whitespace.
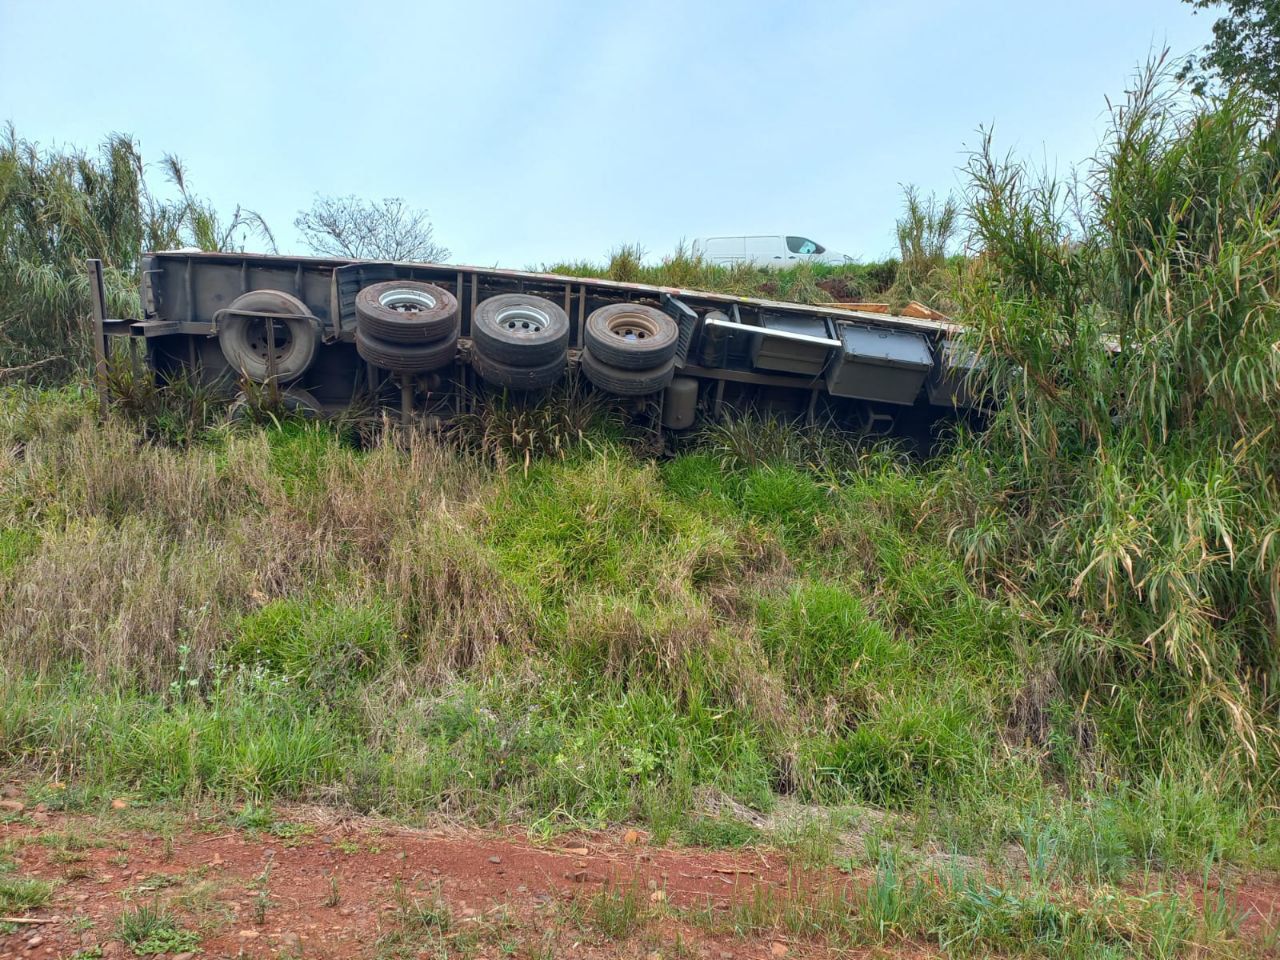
294,195,449,262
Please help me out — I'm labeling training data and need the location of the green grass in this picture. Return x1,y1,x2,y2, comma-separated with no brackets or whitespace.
678,846,1244,958
0,527,38,574
0,385,1270,880
0,873,54,913
115,901,200,956
540,242,905,307
230,596,395,688
680,814,763,848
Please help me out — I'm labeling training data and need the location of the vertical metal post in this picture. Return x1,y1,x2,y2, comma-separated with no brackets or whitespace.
86,259,110,417
575,284,586,347
400,375,413,427
265,317,280,404
456,270,465,334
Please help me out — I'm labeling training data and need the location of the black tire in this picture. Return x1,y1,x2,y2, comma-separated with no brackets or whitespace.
584,303,678,370
471,294,570,366
580,348,675,396
217,290,319,383
473,350,565,391
356,325,458,373
355,281,458,343
228,386,324,422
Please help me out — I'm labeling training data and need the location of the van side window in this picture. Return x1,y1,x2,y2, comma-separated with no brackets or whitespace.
786,236,824,255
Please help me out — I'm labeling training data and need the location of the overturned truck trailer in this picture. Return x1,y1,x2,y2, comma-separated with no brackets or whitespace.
91,252,980,439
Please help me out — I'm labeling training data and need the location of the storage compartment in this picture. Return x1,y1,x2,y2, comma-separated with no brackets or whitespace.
749,313,837,375
926,339,983,409
825,324,933,405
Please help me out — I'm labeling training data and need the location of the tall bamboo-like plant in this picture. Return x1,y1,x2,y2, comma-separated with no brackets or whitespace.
893,185,959,311
957,55,1280,778
0,127,271,382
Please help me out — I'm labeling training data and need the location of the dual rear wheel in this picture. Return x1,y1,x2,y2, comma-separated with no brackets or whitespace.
218,280,684,403
471,294,570,390
469,297,680,396
579,303,678,396
355,281,459,372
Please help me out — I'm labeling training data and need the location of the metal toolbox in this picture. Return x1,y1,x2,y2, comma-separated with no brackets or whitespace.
749,312,838,375
926,338,983,409
825,323,933,405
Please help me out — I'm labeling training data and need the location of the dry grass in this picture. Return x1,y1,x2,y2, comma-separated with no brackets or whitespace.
0,405,503,688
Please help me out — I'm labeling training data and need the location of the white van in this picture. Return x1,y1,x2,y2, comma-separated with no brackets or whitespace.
692,235,853,269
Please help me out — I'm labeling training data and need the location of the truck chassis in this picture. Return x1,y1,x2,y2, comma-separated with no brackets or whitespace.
91,252,978,443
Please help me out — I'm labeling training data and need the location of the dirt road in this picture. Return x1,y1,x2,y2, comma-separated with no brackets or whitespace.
0,802,910,960
2,798,1276,959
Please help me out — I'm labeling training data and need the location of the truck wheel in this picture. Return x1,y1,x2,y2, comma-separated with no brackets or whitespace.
472,294,569,366
228,386,324,422
218,290,318,383
356,325,458,373
584,303,678,370
580,348,675,396
473,350,565,391
356,281,458,342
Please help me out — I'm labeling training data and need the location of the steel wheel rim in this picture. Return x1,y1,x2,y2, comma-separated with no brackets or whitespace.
379,289,437,313
496,305,550,337
607,312,660,342
246,318,295,363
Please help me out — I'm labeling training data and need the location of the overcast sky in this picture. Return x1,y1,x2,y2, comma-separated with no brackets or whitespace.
1,0,1211,268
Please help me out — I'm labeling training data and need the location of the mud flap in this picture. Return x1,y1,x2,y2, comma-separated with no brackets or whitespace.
660,293,701,368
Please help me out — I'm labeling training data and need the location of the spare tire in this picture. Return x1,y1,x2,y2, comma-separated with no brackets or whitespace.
356,325,458,373
356,281,458,342
584,303,678,370
580,348,675,396
472,294,570,366
218,290,319,383
473,350,565,391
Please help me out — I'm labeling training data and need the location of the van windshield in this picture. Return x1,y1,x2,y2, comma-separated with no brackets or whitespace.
786,236,825,255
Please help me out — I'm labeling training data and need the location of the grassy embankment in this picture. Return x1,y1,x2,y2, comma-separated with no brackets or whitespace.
0,386,1271,957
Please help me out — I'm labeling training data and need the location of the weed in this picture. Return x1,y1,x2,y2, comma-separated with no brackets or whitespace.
323,871,341,907
0,874,54,912
375,885,452,959
587,884,648,939
230,802,274,832
269,819,314,845
680,815,762,849
250,862,273,924
172,877,229,927
114,901,200,956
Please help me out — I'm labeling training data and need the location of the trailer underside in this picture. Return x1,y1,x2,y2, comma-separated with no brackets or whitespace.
94,252,981,446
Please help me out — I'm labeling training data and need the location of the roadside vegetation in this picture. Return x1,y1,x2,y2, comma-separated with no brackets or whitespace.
542,241,906,308
536,185,959,312
1,48,1278,959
